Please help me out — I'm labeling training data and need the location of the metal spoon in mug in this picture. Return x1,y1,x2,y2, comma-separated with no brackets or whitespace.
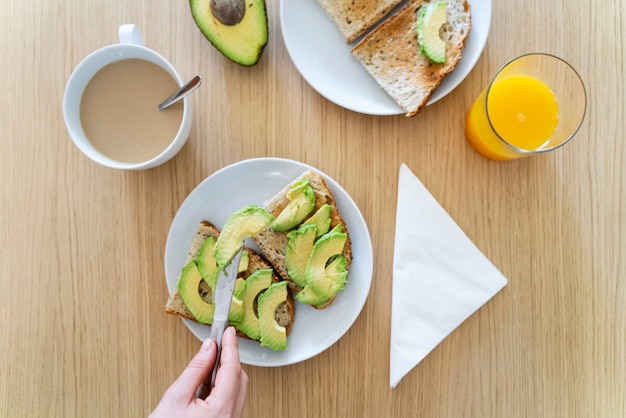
158,75,202,110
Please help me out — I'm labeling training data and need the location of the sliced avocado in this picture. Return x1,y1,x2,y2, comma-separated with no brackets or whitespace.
305,231,348,300
416,1,448,64
270,180,315,232
302,204,332,238
258,281,288,350
285,224,317,287
197,238,250,289
229,252,249,322
228,296,244,322
325,254,348,290
238,250,249,274
196,236,219,289
329,223,343,234
234,277,245,295
214,205,273,267
190,0,268,66
178,259,244,323
295,284,328,307
296,255,347,307
178,261,215,324
233,269,273,340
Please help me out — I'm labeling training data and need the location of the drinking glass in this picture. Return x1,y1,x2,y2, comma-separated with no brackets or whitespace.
465,53,587,160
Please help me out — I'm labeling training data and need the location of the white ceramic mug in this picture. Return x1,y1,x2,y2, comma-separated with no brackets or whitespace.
63,24,193,170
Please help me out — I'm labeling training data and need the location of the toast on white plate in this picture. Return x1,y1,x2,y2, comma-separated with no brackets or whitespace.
164,220,296,340
253,170,353,309
351,0,471,117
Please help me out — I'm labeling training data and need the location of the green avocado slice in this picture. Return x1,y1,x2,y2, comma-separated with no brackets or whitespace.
304,231,348,300
178,261,215,324
295,284,327,307
232,269,273,340
258,281,288,350
285,224,317,287
237,250,249,274
324,255,348,292
196,236,219,289
197,236,250,290
417,1,448,64
302,204,333,238
295,255,347,307
329,223,343,234
214,205,273,268
270,180,316,232
190,0,269,66
178,258,243,323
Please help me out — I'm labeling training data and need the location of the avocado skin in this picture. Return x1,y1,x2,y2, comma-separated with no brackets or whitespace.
190,0,269,66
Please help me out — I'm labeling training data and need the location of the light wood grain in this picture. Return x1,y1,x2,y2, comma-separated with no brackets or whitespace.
1,0,624,417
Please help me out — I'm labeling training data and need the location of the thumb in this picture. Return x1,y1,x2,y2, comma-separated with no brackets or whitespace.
165,338,217,403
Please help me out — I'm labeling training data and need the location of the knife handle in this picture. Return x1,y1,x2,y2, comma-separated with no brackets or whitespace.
196,320,226,399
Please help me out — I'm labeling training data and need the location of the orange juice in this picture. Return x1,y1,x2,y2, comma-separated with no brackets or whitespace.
465,74,560,160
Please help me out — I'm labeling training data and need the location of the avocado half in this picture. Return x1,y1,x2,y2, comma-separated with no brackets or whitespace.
190,0,269,66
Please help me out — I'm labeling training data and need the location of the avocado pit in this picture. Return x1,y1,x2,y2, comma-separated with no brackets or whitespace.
211,0,246,26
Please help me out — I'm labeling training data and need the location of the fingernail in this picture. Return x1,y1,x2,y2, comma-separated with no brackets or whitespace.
227,326,238,339
201,338,214,353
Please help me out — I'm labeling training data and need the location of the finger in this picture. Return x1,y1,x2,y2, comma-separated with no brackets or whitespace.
164,338,217,404
208,327,244,402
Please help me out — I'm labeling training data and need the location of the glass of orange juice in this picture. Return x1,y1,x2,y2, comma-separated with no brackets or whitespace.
465,53,587,160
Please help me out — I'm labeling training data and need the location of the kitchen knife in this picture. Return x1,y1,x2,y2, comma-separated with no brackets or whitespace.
196,246,244,399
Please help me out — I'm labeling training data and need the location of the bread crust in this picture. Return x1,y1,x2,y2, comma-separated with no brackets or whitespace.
253,170,353,309
164,220,296,338
350,0,471,117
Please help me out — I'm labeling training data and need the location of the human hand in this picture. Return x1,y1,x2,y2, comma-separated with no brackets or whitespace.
150,327,249,418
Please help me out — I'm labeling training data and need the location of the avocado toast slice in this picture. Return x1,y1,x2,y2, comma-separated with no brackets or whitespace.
164,220,296,342
350,0,471,117
253,170,353,309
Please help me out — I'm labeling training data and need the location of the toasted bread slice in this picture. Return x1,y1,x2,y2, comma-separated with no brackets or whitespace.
253,170,353,309
165,220,296,338
350,0,471,117
315,0,405,43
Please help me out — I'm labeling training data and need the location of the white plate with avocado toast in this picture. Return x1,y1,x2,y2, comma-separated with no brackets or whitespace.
164,158,373,366
280,0,491,115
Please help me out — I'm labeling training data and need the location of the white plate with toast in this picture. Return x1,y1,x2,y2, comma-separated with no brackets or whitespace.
164,158,373,366
280,0,491,115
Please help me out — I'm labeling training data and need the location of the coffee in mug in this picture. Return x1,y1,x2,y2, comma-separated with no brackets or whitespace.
63,24,193,170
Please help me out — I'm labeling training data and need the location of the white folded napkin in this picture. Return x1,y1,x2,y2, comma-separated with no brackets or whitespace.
390,164,508,388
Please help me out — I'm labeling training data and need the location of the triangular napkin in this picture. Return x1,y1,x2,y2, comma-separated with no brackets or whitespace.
390,164,508,388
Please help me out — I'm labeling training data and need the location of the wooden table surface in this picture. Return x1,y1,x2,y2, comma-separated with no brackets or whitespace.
2,0,624,417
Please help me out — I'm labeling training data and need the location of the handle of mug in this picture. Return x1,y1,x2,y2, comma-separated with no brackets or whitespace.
118,24,144,46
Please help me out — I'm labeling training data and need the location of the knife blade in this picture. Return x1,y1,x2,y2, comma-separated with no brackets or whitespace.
196,246,244,399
